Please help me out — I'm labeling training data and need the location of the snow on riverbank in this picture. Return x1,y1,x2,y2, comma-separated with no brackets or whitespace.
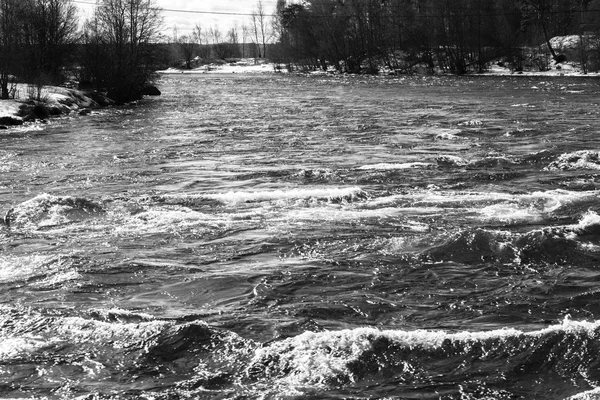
160,57,599,78
486,61,600,77
0,101,20,119
159,59,279,75
161,35,600,78
0,85,107,125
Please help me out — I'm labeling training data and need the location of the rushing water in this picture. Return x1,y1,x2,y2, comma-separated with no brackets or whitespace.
2,73,600,399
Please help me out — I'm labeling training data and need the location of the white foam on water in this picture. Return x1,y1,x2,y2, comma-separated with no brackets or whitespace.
0,254,74,284
5,193,105,232
249,317,600,387
292,168,337,179
29,269,82,289
458,119,483,127
478,203,547,224
370,189,598,214
436,155,470,166
546,150,600,171
370,190,515,207
358,162,433,170
114,207,223,235
6,193,63,227
92,307,156,322
57,317,166,344
436,132,461,140
0,160,18,173
574,211,600,231
0,337,49,359
279,206,433,226
383,235,433,253
566,387,600,400
550,150,600,170
206,187,367,204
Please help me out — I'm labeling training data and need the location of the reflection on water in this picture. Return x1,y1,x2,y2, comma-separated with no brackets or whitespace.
2,74,600,398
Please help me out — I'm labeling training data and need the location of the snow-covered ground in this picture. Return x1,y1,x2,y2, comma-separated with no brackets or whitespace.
486,61,600,77
0,84,99,121
159,58,280,75
161,55,599,78
0,100,20,119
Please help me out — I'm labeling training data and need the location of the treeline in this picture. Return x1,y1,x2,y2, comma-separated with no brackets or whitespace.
0,0,79,99
0,0,163,103
272,0,600,74
4,0,600,102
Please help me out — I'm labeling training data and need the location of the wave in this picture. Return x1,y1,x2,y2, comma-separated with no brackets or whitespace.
435,154,519,169
358,162,433,170
204,187,368,204
567,388,600,400
114,207,224,235
0,254,83,289
3,304,600,398
371,188,595,212
292,168,339,181
436,154,517,168
546,150,600,171
0,307,255,393
156,187,367,206
4,193,104,229
574,210,600,234
246,318,600,393
424,211,600,265
436,155,470,167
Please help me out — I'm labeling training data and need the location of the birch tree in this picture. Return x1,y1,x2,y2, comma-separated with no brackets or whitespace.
251,0,270,59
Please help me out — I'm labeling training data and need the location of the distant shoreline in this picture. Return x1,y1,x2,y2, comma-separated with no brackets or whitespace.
159,58,600,79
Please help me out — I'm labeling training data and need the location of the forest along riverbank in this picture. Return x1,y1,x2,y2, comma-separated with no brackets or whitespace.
2,74,600,399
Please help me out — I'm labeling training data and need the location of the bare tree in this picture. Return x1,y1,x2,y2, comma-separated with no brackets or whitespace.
83,0,163,103
209,26,221,46
251,0,271,59
241,23,250,58
193,23,210,59
0,0,22,99
178,35,197,69
192,23,201,44
228,24,241,58
22,0,79,85
210,25,231,59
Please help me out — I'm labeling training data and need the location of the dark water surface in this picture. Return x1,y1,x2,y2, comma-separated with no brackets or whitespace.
2,74,600,399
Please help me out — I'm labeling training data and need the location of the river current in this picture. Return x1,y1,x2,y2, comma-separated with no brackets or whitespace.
2,74,600,399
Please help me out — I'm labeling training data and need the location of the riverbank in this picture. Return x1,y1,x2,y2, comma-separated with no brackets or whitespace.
160,60,600,77
0,85,113,128
159,55,600,78
159,58,278,75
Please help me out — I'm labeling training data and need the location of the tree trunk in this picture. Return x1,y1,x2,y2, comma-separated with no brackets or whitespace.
539,13,558,59
1,80,8,100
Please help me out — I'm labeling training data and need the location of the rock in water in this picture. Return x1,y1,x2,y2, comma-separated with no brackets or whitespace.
142,85,161,96
0,116,23,126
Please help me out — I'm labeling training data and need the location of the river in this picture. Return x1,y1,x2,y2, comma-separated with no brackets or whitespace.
2,73,600,399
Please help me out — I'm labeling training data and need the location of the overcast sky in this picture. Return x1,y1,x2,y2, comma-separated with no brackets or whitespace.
76,0,280,38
